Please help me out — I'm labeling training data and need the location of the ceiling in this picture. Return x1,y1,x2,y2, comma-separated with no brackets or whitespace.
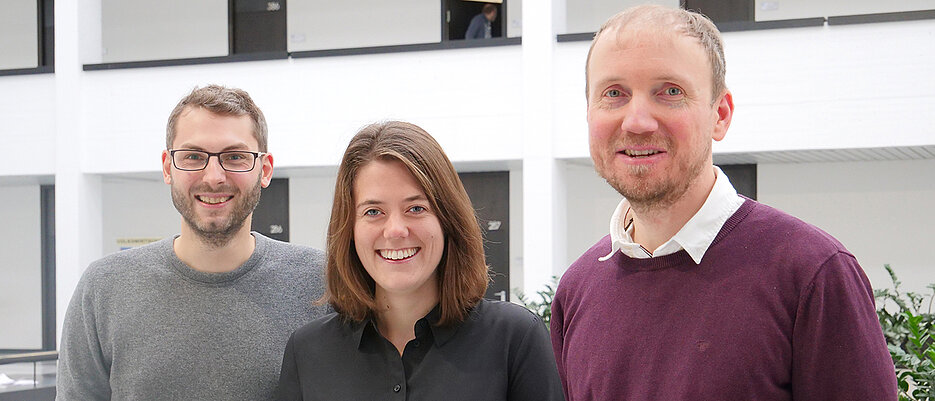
713,145,935,165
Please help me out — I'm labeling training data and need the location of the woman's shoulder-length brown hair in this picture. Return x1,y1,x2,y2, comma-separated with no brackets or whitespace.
323,121,489,326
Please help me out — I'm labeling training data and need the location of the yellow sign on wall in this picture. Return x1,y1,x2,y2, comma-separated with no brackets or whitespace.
116,238,162,251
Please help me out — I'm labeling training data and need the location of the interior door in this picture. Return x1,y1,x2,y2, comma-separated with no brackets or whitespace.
458,171,510,301
252,177,289,242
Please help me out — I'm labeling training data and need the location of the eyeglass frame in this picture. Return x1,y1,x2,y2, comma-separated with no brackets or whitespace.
168,149,266,172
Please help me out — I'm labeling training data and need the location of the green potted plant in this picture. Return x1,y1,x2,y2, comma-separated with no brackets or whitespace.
513,276,559,328
875,264,935,400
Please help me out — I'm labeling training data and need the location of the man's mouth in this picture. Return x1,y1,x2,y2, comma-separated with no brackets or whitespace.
379,248,419,261
197,195,233,205
621,149,662,158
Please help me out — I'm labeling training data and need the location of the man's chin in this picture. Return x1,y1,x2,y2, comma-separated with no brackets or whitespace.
605,176,670,205
185,218,245,244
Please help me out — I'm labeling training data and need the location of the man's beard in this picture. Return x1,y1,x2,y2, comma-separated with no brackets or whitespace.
171,177,262,248
599,136,710,213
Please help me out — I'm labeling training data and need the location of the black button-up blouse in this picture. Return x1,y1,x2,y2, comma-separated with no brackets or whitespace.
277,299,564,401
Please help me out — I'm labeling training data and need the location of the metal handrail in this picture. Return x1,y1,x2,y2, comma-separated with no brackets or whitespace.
0,351,57,366
0,351,57,391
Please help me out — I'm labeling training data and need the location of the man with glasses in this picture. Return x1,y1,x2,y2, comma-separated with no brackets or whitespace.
57,85,328,400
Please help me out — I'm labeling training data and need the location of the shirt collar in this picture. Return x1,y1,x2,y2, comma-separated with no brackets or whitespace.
354,304,460,349
600,166,745,264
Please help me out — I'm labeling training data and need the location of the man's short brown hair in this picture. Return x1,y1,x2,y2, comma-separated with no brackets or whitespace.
166,85,268,152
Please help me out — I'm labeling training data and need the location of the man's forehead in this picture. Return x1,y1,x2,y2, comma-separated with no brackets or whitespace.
588,26,708,76
172,108,257,147
598,25,690,54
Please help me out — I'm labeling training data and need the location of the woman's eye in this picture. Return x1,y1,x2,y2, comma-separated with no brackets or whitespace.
664,87,683,96
363,209,381,217
409,206,426,213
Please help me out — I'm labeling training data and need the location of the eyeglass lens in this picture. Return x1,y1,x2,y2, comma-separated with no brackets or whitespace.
173,150,256,172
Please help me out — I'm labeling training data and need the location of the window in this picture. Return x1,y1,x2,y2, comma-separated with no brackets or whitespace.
0,0,53,74
0,184,54,352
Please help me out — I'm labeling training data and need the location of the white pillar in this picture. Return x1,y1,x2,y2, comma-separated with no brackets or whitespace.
54,0,104,346
521,0,567,297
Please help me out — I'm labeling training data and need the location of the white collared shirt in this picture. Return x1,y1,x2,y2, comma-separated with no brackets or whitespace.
599,166,745,264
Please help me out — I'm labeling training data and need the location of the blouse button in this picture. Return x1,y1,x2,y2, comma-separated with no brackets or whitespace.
393,384,401,392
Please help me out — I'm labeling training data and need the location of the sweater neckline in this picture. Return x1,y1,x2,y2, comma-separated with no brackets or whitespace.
163,232,269,285
608,199,757,271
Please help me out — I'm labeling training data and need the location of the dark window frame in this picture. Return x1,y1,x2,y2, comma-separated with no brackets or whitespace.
40,185,56,351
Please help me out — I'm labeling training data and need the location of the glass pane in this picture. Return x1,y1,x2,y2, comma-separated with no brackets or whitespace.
756,0,935,21
288,0,442,52
101,0,229,63
561,0,680,35
0,185,42,350
0,0,39,70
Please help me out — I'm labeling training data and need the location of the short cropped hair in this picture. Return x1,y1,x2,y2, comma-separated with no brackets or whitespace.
585,5,727,102
482,4,497,15
166,85,268,152
325,121,489,326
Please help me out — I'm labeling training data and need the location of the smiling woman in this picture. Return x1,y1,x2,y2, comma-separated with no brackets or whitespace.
352,159,445,311
277,121,564,401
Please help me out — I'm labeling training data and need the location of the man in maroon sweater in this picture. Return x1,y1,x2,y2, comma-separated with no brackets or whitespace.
550,5,897,400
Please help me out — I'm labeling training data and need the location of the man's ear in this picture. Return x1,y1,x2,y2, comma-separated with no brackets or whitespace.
712,90,734,142
260,153,274,188
162,150,172,184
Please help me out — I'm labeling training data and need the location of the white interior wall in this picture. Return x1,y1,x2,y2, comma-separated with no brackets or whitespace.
0,75,56,176
79,45,524,174
756,0,934,21
561,160,623,267
288,173,336,249
758,159,935,294
0,0,39,70
0,184,42,349
562,0,678,35
101,0,228,63
288,0,441,51
100,176,179,255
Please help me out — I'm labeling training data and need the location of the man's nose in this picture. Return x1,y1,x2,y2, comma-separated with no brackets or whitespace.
201,155,227,183
620,96,659,135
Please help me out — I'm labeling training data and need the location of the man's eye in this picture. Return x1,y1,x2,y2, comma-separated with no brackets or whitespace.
605,89,622,98
225,153,247,161
184,153,206,160
664,87,683,96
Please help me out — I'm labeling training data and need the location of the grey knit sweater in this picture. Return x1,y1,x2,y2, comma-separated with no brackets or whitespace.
56,233,328,401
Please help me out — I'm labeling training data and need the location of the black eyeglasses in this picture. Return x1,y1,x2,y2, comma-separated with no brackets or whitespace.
169,149,264,172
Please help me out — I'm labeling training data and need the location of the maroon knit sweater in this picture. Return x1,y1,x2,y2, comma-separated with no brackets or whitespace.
551,199,896,401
